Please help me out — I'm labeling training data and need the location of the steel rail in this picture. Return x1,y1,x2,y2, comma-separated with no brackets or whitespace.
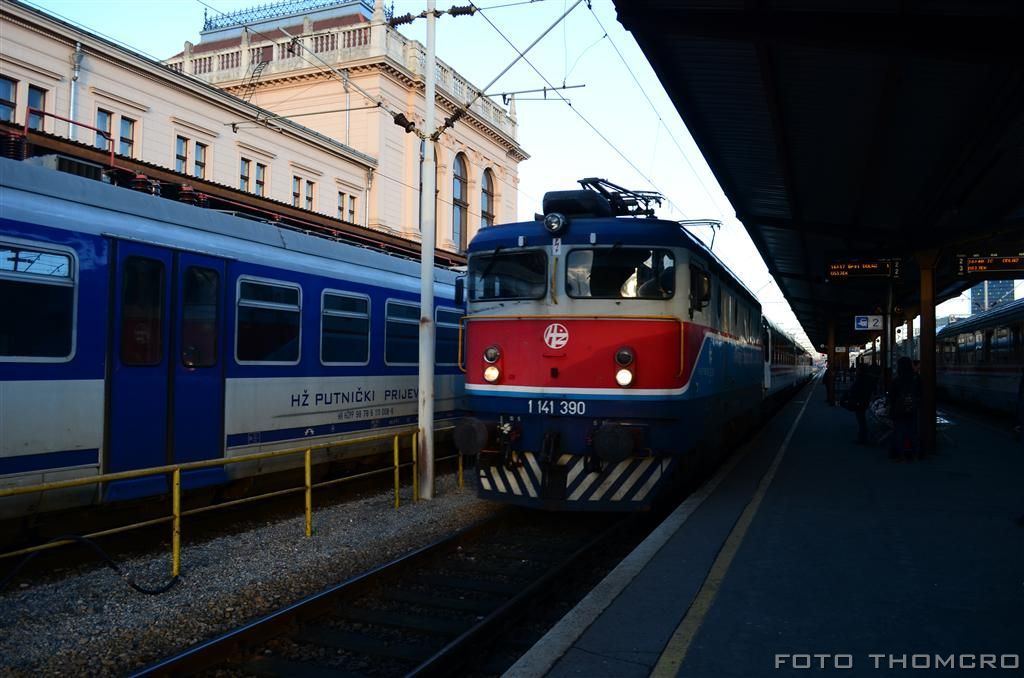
132,508,634,677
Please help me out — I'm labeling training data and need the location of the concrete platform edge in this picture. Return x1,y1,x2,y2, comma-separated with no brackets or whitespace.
503,436,751,678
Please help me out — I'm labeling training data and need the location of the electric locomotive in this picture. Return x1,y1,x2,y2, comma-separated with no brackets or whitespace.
455,179,807,511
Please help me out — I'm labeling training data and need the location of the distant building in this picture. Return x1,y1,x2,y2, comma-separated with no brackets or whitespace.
969,280,1014,314
936,314,963,332
0,0,525,256
166,0,527,252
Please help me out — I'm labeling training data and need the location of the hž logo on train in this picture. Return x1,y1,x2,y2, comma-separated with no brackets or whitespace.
543,322,569,349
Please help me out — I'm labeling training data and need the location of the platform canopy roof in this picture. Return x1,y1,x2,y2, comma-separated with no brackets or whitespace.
615,0,1024,349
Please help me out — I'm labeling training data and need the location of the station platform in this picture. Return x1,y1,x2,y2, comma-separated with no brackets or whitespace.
507,378,1024,677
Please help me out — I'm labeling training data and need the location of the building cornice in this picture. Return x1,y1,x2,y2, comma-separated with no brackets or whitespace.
89,86,151,113
0,52,64,82
1,0,378,171
224,57,529,163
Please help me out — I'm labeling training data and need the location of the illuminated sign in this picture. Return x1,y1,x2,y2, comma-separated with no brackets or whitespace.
827,259,900,279
956,253,1024,276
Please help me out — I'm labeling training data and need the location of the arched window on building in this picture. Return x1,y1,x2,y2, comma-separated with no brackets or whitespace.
452,153,468,251
481,168,495,229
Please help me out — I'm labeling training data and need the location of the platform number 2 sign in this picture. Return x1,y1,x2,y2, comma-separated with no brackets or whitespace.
854,315,883,331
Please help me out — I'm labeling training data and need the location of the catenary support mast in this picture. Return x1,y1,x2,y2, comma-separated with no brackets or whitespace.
417,0,437,499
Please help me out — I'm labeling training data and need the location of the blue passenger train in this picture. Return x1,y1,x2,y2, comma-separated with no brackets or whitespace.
455,180,813,511
0,157,461,519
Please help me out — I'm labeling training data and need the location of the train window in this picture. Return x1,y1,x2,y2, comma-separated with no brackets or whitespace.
991,327,1012,364
385,300,419,365
182,267,218,368
468,250,547,301
0,243,75,360
321,291,370,365
566,248,675,299
762,326,770,362
689,268,711,314
121,257,165,366
435,308,463,366
236,279,301,364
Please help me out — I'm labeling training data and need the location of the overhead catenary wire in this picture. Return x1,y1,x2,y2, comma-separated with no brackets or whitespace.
585,5,730,219
427,0,585,140
473,4,691,219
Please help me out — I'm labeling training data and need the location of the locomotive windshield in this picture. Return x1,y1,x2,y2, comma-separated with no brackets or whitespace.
468,249,548,301
566,248,675,299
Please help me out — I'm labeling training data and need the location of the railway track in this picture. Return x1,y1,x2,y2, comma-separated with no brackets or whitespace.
134,508,641,677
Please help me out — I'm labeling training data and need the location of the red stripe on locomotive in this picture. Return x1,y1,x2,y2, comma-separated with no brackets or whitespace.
465,318,718,389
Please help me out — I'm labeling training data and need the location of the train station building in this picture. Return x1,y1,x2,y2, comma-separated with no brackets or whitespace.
0,0,525,255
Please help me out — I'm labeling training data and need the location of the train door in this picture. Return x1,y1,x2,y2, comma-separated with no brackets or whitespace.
105,244,227,501
106,242,173,500
172,253,228,489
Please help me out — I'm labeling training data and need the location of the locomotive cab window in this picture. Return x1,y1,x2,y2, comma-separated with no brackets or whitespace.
689,267,711,311
236,279,301,364
566,248,675,299
321,291,370,365
0,242,76,360
468,250,547,301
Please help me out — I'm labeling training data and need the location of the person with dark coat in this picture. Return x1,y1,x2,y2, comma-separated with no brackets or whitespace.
887,356,921,460
847,364,876,444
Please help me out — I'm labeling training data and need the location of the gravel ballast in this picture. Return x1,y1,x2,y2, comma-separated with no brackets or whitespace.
0,476,499,675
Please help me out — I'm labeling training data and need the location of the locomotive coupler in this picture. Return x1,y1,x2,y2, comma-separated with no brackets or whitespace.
497,419,521,470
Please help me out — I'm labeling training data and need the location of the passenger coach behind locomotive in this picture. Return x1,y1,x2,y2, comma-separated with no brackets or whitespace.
455,179,811,511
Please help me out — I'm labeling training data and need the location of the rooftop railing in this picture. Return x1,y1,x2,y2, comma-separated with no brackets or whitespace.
166,22,516,138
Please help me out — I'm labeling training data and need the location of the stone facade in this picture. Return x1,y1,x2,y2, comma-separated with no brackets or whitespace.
168,0,526,252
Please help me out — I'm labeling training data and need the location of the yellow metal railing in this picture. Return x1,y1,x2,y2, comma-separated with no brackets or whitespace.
0,427,466,577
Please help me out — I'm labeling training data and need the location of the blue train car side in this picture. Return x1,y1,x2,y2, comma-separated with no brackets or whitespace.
0,157,461,518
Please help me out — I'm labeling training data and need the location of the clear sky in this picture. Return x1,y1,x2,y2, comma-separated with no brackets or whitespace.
22,0,1017,351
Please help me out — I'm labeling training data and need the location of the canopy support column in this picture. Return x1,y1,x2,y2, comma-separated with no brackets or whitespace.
916,250,939,454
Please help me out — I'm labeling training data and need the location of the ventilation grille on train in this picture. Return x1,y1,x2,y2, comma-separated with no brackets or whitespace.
23,154,108,182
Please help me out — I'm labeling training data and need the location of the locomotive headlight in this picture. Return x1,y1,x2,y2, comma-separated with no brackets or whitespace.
615,368,634,387
484,365,501,383
615,346,634,367
483,345,501,363
543,212,568,235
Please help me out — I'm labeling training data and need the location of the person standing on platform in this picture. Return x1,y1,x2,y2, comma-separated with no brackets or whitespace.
848,364,876,445
887,357,921,460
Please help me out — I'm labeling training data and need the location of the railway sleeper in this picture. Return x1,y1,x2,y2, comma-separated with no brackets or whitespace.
381,589,500,614
294,626,439,663
333,605,473,635
239,655,356,678
409,573,524,595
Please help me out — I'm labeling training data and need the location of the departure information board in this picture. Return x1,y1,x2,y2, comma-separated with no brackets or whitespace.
956,253,1024,276
827,259,900,279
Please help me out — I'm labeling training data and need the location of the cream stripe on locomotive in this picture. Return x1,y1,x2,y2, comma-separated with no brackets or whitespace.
479,453,672,503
